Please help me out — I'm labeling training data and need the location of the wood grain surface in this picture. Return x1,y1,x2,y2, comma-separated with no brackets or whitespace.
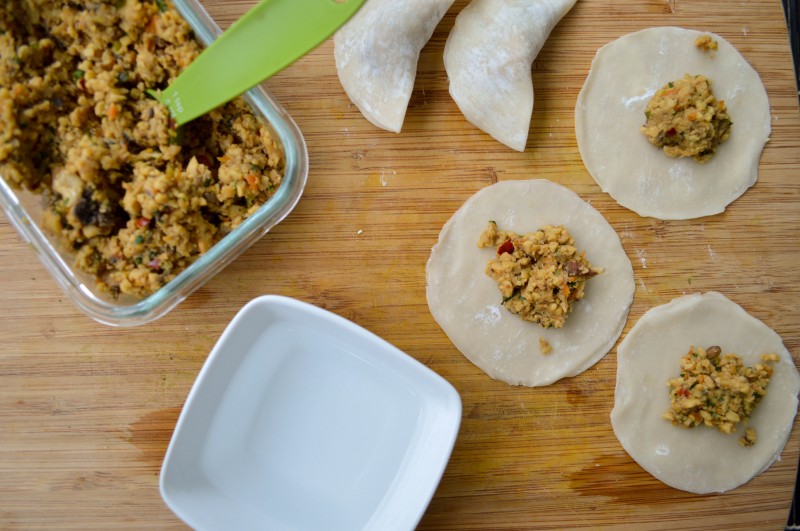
1,0,799,529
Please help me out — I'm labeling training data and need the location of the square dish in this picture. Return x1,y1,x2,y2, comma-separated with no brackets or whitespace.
160,295,462,531
0,0,308,326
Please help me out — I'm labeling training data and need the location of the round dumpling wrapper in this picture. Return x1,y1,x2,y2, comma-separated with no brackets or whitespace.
426,179,634,386
611,291,800,494
575,27,770,220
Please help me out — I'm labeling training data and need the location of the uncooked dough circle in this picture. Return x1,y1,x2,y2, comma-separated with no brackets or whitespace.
575,27,771,220
426,180,634,387
611,292,800,494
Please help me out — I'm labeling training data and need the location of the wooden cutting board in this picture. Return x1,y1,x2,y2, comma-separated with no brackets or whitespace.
1,0,798,529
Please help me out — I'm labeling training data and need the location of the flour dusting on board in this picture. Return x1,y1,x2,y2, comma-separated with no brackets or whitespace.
380,168,396,187
635,248,648,269
638,278,651,293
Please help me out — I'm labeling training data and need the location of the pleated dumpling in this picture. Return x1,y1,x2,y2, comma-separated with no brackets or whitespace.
444,0,576,151
334,0,455,133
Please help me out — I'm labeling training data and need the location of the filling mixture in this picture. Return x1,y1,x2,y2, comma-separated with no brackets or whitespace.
539,337,552,355
694,34,718,52
640,73,732,163
478,221,602,330
663,345,778,447
0,0,285,297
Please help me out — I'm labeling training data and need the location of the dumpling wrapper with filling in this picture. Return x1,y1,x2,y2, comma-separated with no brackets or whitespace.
334,0,454,133
611,291,800,494
444,0,577,151
575,27,771,220
426,179,634,387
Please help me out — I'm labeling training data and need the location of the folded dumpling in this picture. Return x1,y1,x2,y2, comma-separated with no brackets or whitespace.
444,0,576,151
334,0,455,133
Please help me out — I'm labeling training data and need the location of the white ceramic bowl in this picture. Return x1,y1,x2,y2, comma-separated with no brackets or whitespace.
160,295,461,530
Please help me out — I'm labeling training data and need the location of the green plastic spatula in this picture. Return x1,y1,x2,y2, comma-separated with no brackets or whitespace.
152,0,366,125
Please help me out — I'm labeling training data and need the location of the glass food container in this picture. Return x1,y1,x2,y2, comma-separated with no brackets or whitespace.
0,0,309,326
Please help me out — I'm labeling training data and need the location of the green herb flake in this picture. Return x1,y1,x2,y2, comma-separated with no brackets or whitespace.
169,125,184,146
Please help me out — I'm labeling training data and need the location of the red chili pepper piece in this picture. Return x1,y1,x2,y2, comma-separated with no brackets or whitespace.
665,127,677,138
497,239,514,255
135,217,150,228
677,387,690,398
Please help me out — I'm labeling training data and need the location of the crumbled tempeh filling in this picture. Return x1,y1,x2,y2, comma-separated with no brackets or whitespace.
694,34,718,52
662,345,779,447
641,73,732,163
478,222,602,329
539,337,552,355
0,1,285,298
